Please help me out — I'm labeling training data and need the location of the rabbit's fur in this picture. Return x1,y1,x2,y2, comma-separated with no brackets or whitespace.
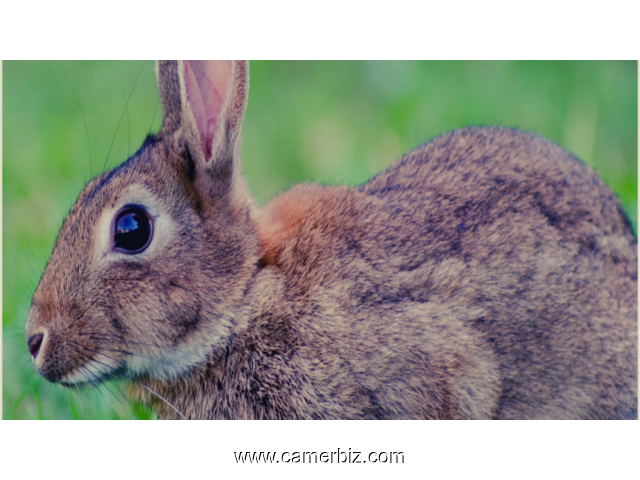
26,61,637,419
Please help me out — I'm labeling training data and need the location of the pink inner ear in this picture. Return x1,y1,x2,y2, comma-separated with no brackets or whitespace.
184,60,233,161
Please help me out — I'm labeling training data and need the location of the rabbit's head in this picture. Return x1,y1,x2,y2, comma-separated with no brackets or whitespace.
25,61,258,385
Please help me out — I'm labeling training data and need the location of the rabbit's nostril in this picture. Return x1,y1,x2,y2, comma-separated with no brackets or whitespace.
28,333,44,358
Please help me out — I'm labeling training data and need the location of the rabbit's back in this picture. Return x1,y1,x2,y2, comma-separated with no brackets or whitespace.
258,126,636,419
355,126,637,418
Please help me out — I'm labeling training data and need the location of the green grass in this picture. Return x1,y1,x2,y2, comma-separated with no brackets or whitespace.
3,60,637,419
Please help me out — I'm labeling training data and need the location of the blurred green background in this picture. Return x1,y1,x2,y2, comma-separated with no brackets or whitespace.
3,61,637,419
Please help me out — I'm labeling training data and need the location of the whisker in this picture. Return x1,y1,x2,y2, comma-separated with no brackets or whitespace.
73,334,188,368
102,60,146,173
69,338,139,364
66,340,122,369
58,171,83,195
148,94,160,135
135,380,186,420
101,380,134,420
13,348,30,363
121,84,131,158
6,328,27,337
78,332,187,352
64,343,159,419
60,61,93,178
75,297,102,322
64,139,87,187
5,233,43,292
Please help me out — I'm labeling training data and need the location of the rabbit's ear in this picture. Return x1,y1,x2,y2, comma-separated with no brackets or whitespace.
157,60,249,200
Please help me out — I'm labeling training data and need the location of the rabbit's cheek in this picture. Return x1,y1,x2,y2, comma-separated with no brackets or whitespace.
122,314,221,381
120,289,235,381
94,277,205,380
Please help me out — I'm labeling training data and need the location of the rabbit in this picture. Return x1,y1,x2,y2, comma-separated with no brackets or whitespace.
25,60,637,420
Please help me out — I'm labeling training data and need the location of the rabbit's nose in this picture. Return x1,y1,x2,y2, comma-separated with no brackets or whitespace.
28,333,44,358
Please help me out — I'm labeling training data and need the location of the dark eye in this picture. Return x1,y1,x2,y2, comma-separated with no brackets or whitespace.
113,206,152,253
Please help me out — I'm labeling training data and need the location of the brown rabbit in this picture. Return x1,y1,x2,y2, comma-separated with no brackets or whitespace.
25,61,637,419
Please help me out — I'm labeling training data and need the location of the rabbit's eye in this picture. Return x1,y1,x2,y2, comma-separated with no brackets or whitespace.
113,206,152,253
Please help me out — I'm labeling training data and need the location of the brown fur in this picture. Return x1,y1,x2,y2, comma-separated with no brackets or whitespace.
257,184,341,266
26,61,637,419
